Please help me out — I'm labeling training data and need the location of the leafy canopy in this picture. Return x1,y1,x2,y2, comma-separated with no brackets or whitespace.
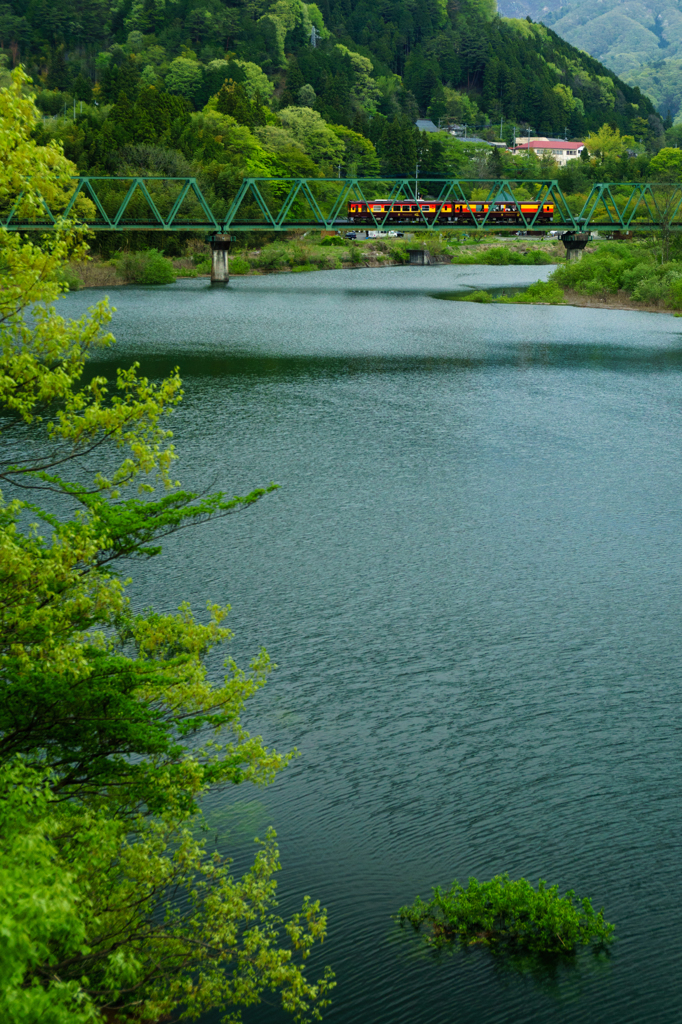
649,146,682,181
583,124,636,163
0,69,334,1024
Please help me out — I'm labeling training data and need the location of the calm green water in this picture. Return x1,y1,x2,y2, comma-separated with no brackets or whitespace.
61,265,682,1024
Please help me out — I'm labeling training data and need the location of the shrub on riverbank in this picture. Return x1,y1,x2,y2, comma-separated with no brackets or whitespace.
56,265,84,291
551,243,682,309
501,279,565,304
454,280,565,305
229,254,251,275
114,248,177,285
398,874,614,956
450,246,555,266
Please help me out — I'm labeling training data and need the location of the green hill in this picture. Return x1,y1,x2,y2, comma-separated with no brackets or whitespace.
1,0,657,134
496,0,682,122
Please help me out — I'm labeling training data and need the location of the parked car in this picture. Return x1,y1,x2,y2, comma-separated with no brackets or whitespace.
345,231,357,239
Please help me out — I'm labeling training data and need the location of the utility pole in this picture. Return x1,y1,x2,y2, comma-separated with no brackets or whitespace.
415,161,420,199
500,115,503,141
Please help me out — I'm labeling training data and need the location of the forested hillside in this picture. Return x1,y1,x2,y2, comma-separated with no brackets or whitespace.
2,0,660,136
544,0,682,123
497,0,682,125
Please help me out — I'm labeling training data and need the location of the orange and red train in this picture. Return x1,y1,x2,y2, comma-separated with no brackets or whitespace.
347,197,555,225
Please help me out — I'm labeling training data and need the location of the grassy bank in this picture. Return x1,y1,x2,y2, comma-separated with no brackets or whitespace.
551,241,682,311
439,240,682,314
229,235,557,275
67,234,562,289
63,248,199,289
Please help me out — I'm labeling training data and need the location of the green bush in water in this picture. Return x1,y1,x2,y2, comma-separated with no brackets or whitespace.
116,249,176,285
398,874,614,955
460,289,493,302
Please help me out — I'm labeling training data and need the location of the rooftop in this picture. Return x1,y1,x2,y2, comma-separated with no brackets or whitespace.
513,139,584,150
415,119,441,133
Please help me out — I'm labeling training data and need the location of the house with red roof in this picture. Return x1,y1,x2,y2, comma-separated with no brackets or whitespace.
510,138,585,167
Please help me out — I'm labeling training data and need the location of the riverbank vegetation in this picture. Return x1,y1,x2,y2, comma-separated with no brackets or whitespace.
228,234,557,272
0,70,333,1024
551,240,682,309
66,234,560,287
438,236,682,313
398,874,614,957
456,279,565,304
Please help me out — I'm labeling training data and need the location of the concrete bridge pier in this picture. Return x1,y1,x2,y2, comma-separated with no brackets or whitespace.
561,231,590,261
210,233,231,284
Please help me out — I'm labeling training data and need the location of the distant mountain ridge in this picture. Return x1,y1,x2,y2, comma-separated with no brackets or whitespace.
496,0,682,121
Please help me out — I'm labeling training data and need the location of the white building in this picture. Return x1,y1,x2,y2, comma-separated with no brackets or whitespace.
510,138,585,166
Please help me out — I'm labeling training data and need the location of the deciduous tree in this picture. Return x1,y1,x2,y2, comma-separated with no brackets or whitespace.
0,69,333,1024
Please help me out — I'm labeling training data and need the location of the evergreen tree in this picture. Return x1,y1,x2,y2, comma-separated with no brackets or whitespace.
46,46,69,90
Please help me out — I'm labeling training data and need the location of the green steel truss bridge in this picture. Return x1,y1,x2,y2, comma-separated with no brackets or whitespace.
3,175,682,234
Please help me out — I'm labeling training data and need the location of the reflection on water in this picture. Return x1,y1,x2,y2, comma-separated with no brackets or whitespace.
59,266,682,1024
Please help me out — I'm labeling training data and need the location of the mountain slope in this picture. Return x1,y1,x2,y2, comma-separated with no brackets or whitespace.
2,0,657,133
497,0,682,120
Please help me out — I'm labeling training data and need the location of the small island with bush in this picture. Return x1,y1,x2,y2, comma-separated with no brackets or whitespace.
398,874,614,958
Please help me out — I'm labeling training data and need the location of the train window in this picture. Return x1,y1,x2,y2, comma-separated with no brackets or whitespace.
372,205,382,212
411,205,419,211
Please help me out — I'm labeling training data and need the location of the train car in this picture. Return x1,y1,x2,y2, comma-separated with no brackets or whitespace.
347,198,554,225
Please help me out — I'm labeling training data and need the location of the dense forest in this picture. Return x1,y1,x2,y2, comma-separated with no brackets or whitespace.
0,0,667,169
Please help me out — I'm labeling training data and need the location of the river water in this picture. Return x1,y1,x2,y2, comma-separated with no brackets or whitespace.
60,265,682,1024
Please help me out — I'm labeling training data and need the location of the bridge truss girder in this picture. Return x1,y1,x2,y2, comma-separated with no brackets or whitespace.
2,176,682,234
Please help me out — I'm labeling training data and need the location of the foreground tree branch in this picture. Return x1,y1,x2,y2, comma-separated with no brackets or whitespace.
0,69,333,1024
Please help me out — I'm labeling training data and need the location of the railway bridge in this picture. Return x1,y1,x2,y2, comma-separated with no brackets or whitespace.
3,175,679,282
